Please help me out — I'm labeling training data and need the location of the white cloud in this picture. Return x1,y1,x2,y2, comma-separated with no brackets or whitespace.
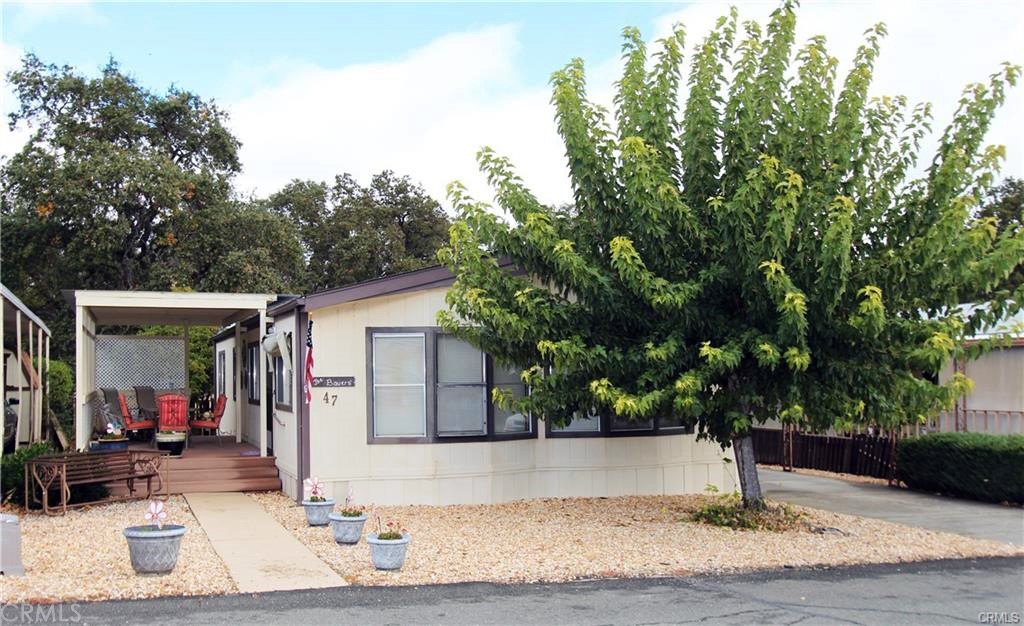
4,0,106,30
230,23,574,207
654,0,1024,180
231,2,1023,212
4,2,1022,210
0,40,33,162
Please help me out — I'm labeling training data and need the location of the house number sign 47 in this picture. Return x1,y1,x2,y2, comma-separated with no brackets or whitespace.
312,376,355,406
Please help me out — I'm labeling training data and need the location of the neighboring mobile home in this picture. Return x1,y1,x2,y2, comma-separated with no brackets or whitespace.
935,305,1024,435
214,265,739,503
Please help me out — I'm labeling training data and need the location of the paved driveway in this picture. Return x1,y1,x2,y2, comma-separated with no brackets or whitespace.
37,557,1024,625
759,467,1024,545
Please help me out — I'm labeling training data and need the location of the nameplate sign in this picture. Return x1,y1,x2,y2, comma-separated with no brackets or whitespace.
312,376,356,388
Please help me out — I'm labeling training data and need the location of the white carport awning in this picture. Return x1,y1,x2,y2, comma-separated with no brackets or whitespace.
69,290,278,456
68,290,277,326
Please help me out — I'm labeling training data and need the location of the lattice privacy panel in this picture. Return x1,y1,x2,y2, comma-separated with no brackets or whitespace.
95,335,187,391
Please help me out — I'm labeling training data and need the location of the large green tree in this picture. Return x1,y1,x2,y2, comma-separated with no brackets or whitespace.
269,171,450,291
439,3,1023,505
1,55,241,355
976,177,1023,294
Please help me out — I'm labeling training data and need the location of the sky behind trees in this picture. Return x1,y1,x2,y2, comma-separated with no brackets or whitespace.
2,1,1022,208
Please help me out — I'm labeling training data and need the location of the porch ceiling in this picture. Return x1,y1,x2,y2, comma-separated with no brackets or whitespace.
66,290,277,326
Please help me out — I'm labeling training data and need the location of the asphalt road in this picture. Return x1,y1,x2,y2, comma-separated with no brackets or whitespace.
14,557,1022,626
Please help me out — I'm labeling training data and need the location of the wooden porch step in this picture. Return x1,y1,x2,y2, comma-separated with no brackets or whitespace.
106,453,282,496
166,477,283,494
165,455,278,471
167,465,281,481
107,476,282,496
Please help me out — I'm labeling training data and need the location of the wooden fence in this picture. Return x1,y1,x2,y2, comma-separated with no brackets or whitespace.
752,427,897,480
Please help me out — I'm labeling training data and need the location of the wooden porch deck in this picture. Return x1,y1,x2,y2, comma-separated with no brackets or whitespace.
119,436,282,494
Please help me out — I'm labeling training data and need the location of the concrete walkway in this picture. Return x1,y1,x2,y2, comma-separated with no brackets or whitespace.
185,492,344,593
759,467,1024,545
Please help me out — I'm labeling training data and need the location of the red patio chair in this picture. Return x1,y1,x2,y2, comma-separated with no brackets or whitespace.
117,392,157,445
158,394,190,447
190,394,227,446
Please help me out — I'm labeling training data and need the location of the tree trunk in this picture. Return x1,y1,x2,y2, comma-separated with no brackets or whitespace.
732,434,764,508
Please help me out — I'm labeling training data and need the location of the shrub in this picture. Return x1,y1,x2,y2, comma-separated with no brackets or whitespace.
47,359,74,431
691,493,802,531
1,443,109,508
897,433,1024,504
1,442,52,505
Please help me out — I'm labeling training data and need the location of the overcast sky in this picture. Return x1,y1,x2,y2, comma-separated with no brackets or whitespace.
2,1,1022,209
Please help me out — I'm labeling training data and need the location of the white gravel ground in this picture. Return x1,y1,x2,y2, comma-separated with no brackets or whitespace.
3,491,1019,604
251,491,1023,587
1,497,236,604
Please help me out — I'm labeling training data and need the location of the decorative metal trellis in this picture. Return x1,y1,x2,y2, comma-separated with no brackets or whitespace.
95,335,187,392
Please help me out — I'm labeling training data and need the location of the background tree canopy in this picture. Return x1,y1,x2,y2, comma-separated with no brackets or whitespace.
1,56,449,368
269,171,450,292
439,2,1023,505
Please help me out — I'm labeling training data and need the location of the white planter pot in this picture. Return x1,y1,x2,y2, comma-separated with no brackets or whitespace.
123,524,186,574
328,512,367,544
367,532,410,570
302,499,334,526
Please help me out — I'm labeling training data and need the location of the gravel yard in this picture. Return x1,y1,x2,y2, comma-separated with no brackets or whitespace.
1,497,236,604
250,491,1023,586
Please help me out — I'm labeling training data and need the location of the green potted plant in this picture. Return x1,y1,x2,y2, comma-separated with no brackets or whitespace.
301,477,334,526
367,516,410,570
328,486,367,544
123,500,186,574
91,422,128,452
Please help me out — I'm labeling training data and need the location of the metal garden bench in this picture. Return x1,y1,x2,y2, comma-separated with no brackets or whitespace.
24,450,167,516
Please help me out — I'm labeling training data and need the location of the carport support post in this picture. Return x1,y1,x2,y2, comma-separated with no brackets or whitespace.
27,319,35,442
234,323,242,444
74,305,84,450
14,311,22,450
259,308,267,458
182,322,190,398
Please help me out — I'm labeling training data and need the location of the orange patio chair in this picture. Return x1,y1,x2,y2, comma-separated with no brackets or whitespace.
190,394,227,446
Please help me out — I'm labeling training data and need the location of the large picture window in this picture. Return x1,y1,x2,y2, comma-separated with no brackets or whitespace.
372,333,427,437
367,328,535,443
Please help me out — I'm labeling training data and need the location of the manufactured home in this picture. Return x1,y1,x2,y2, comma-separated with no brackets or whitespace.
935,305,1024,435
213,265,739,503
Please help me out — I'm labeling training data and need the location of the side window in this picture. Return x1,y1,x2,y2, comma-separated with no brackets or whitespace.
216,350,226,396
274,351,292,409
552,412,602,433
247,343,260,403
493,362,529,434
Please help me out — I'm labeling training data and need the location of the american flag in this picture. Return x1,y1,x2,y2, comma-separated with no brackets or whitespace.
304,319,315,404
